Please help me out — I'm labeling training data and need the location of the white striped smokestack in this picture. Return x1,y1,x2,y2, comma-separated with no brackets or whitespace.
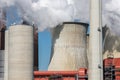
88,0,103,80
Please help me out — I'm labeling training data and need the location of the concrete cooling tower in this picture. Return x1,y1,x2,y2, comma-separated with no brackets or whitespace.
103,26,120,59
48,22,88,71
8,25,34,80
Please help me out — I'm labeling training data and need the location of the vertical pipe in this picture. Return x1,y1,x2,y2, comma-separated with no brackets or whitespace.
0,30,5,50
33,27,38,71
0,8,6,50
88,0,103,80
4,30,8,80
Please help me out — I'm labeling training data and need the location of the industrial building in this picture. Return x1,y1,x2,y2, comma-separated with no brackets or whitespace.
0,0,120,80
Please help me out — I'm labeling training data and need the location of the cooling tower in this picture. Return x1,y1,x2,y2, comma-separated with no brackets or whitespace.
48,22,88,71
4,30,8,80
8,25,34,80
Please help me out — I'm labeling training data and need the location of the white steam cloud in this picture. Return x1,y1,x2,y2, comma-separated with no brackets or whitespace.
0,0,89,31
0,0,120,34
103,0,120,35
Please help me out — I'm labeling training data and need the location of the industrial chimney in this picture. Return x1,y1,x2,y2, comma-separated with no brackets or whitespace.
33,27,38,71
0,8,5,50
48,22,88,71
88,0,103,80
8,25,34,80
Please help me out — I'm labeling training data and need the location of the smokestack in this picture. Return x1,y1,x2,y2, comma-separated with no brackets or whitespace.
88,0,103,80
33,27,38,70
0,8,6,50
48,22,88,71
8,25,34,80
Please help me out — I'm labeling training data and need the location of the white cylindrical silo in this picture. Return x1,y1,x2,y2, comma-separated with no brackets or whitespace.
48,22,88,71
4,30,8,80
8,25,34,80
89,0,103,80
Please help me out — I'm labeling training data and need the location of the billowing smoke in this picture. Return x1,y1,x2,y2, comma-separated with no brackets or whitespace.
0,7,6,27
0,0,89,31
0,0,120,33
102,0,120,36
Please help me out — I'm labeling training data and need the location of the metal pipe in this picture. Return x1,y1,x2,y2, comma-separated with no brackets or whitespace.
34,71,78,76
34,68,87,76
88,0,103,80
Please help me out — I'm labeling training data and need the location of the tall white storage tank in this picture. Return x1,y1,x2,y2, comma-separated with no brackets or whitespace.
48,22,88,71
8,25,34,80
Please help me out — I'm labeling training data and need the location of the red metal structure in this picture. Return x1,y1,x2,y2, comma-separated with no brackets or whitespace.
34,57,120,80
104,58,120,80
34,68,87,80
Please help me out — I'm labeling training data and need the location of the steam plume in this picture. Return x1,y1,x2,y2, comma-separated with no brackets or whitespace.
0,0,120,33
0,0,89,31
102,0,120,36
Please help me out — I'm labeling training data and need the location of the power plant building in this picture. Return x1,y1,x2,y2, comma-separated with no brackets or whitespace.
48,22,88,71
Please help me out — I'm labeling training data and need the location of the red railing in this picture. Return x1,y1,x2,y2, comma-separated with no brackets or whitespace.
34,68,87,80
